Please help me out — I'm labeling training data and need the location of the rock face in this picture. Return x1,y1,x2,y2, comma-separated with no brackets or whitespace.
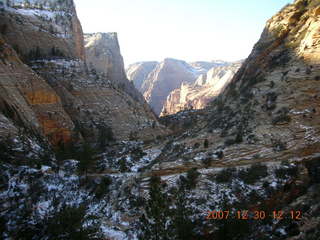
0,0,85,61
126,61,158,90
126,58,223,115
84,32,145,103
84,33,125,84
2,1,320,240
0,0,166,144
206,0,320,157
0,32,75,145
161,61,242,116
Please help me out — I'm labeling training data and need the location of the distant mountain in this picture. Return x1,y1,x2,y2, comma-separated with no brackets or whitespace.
126,61,158,90
127,58,207,115
126,59,240,115
161,61,242,116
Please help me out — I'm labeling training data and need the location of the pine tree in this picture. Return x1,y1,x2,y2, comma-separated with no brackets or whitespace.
172,184,194,240
204,138,209,148
139,176,170,240
78,142,96,180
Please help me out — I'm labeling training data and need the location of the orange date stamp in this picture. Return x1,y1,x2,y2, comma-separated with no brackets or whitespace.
205,210,302,220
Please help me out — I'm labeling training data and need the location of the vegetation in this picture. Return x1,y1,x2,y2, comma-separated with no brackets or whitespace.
78,142,97,179
203,139,209,148
185,168,200,188
215,168,236,183
275,163,298,179
93,176,112,199
238,163,268,184
45,204,99,240
97,124,114,150
272,107,291,125
139,176,170,240
0,23,7,35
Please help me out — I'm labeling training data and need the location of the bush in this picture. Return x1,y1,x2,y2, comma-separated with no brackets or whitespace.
0,24,7,35
203,139,209,148
272,139,287,152
193,142,200,149
274,163,299,180
263,92,277,111
186,168,200,188
272,107,291,125
202,156,213,167
94,176,112,199
97,125,114,150
238,163,268,184
215,168,236,183
119,157,128,172
46,204,98,239
78,142,97,178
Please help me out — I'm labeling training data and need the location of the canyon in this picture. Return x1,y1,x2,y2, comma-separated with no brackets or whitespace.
126,59,238,115
0,0,320,239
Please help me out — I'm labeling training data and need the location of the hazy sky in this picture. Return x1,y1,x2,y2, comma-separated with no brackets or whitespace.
74,0,292,66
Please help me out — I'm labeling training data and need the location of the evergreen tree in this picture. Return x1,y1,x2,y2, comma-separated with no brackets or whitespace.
172,184,194,240
139,176,170,240
78,142,96,180
45,204,98,240
204,139,209,148
97,124,114,150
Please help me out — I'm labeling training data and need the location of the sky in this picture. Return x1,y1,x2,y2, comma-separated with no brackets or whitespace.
74,0,292,66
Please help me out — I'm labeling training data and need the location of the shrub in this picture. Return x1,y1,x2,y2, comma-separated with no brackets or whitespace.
0,24,7,35
94,176,112,199
274,164,299,180
193,142,200,149
119,157,128,172
238,163,268,184
272,139,287,152
97,125,114,150
264,92,278,111
306,67,312,75
46,204,98,239
186,168,200,188
203,139,209,148
215,168,236,183
224,138,236,146
202,156,213,167
78,142,97,178
272,107,291,125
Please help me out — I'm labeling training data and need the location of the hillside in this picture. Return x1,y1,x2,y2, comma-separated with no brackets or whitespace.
0,0,166,144
1,0,320,239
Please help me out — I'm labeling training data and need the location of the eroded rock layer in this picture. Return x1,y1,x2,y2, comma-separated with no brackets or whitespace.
161,61,242,116
0,0,167,144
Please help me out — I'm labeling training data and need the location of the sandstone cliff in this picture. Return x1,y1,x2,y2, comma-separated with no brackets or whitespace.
84,32,146,103
161,61,242,116
0,0,85,61
0,32,75,145
1,1,320,239
127,58,220,115
126,61,158,90
0,0,166,144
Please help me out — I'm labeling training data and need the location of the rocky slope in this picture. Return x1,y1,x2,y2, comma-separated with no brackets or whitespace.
1,0,320,240
161,61,242,116
84,32,146,103
0,0,166,144
154,0,320,237
127,59,226,115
